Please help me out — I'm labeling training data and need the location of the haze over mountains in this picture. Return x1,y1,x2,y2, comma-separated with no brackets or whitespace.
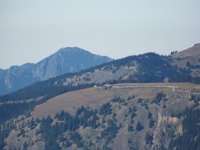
0,44,200,150
0,47,112,95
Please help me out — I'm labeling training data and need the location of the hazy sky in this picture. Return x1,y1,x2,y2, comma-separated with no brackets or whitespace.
0,0,200,69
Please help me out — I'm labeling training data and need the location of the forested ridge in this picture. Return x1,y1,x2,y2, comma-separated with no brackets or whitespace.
0,53,193,102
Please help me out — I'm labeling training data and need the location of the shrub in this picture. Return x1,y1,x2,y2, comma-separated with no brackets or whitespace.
136,122,144,131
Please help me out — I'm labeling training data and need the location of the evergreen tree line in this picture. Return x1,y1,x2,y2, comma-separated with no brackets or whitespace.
38,103,118,149
39,105,102,149
169,107,200,150
0,101,36,125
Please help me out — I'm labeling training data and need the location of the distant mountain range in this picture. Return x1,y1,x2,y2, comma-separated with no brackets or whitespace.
0,47,112,95
1,44,199,102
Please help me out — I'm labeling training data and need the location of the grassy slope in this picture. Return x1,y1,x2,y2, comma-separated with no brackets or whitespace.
5,83,200,150
32,83,200,119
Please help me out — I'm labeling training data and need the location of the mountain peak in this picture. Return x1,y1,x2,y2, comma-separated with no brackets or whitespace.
0,47,112,95
56,47,96,56
33,47,112,80
57,47,84,53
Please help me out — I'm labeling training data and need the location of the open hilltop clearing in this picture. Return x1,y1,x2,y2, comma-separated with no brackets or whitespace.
32,82,200,119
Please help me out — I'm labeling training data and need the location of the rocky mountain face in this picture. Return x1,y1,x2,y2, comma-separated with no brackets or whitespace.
0,47,112,95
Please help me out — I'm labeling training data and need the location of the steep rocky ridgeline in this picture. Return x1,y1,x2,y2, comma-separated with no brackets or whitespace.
0,47,112,95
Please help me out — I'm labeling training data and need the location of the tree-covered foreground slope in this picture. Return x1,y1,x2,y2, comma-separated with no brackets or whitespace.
2,83,200,150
